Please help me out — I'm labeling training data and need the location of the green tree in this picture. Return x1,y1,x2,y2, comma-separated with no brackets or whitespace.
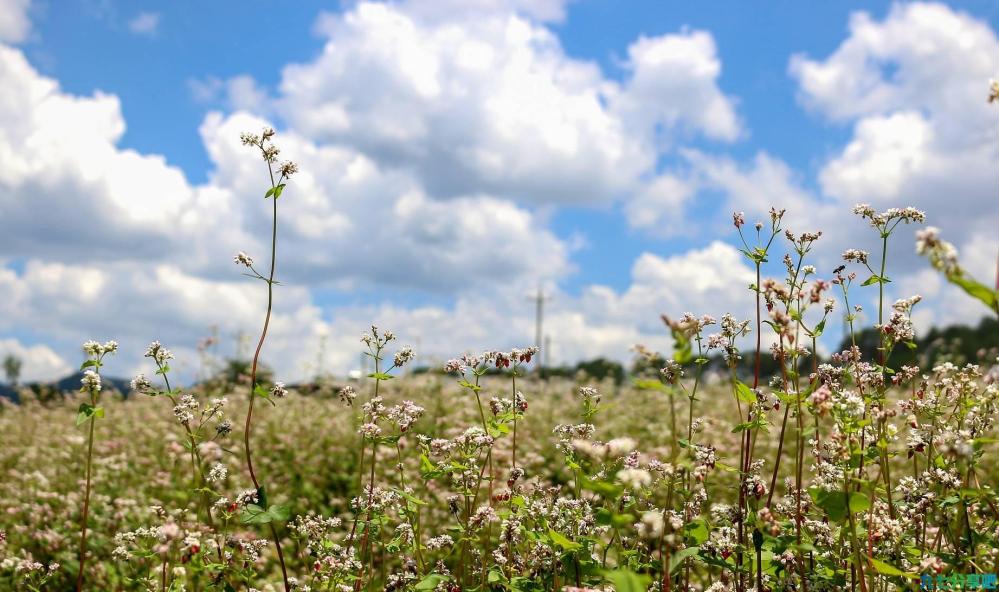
3,354,21,386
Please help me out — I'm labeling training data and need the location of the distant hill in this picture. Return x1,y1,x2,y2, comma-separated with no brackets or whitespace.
836,316,999,368
0,372,132,403
2,315,996,404
53,371,132,395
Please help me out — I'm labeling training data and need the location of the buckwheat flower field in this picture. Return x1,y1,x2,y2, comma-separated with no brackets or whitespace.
2,3,999,592
0,126,996,592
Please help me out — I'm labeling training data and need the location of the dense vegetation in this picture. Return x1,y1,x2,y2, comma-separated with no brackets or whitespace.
1,129,997,592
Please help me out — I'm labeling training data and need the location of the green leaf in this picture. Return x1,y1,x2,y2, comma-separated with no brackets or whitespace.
268,504,290,522
808,487,871,522
714,461,739,473
419,453,435,477
735,381,757,404
510,576,544,592
809,488,847,522
414,575,448,590
849,493,870,513
633,378,668,392
80,359,99,370
592,507,633,528
602,569,652,592
368,372,394,381
791,542,818,554
76,405,90,427
611,513,635,528
670,325,693,365
240,504,272,524
548,529,580,552
399,490,427,506
582,476,623,499
264,184,286,199
939,495,961,507
868,557,916,578
76,403,102,426
861,274,891,286
256,485,268,509
669,546,700,574
813,318,826,337
946,271,998,311
685,518,709,545
252,384,275,406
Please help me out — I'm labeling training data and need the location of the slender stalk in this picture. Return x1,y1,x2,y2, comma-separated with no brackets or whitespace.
739,261,764,592
75,346,112,592
75,410,97,592
245,189,278,491
669,390,678,462
158,366,214,528
874,232,897,521
878,234,887,338
240,142,293,591
511,370,518,469
355,351,385,590
766,402,790,508
845,478,869,592
161,552,168,592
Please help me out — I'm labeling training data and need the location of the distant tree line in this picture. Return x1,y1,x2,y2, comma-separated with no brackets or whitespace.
2,316,995,405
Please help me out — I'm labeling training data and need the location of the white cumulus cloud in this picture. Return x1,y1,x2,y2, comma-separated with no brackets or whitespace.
0,0,30,43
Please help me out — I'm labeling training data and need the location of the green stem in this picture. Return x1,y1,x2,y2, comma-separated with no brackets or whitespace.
75,403,97,592
845,479,869,592
511,369,518,470
243,159,289,591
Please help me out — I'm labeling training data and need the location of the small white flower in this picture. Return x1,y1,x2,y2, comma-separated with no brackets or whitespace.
234,251,254,267
130,374,153,395
144,341,174,365
207,463,228,483
616,468,652,490
81,369,101,394
393,346,415,368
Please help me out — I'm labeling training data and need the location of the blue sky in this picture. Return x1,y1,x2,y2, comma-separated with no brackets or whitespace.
21,0,967,293
1,0,998,381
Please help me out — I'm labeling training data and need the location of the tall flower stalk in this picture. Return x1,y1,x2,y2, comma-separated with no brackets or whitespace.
236,127,298,592
75,339,117,592
849,204,926,520
733,208,783,592
351,327,416,590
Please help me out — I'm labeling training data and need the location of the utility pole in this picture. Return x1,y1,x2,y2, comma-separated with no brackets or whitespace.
529,286,551,370
994,249,998,315
314,333,327,382
233,330,249,360
544,334,551,374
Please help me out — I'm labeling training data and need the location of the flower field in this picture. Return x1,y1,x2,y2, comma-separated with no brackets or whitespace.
1,130,997,592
